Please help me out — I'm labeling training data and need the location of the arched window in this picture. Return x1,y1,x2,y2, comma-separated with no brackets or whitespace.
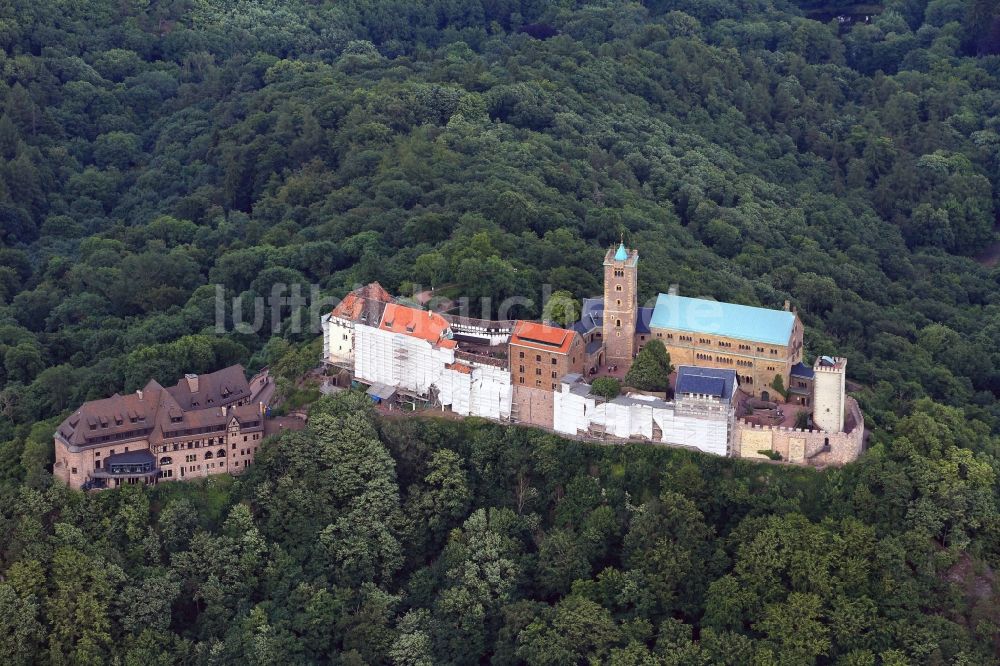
159,457,172,466
217,448,226,457
204,451,214,460
615,285,622,292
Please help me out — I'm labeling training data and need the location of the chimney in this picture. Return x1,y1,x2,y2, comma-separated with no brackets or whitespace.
783,300,790,311
136,389,143,400
185,373,199,393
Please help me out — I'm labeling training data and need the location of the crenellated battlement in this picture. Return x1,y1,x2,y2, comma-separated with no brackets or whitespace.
813,356,847,373
734,396,864,466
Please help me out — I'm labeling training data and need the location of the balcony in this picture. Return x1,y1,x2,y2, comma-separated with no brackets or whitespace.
90,450,158,479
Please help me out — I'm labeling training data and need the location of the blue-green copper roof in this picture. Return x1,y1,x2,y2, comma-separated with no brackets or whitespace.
614,243,628,261
649,294,795,346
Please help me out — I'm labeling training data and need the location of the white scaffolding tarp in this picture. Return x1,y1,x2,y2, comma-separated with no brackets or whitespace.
353,324,511,419
554,381,731,456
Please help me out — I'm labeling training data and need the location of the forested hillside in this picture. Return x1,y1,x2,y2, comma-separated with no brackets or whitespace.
1,0,1000,662
3,393,999,663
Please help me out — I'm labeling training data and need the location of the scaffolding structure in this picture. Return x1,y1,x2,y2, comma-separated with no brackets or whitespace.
353,323,511,420
554,380,731,456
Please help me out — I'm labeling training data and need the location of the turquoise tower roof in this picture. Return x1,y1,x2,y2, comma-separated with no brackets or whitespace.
614,243,628,261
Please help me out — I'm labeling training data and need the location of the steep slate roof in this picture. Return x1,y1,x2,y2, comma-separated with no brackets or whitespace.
331,282,395,325
510,321,578,354
56,366,264,451
675,366,738,404
650,294,795,346
166,365,250,410
571,298,654,336
56,385,159,447
635,307,654,334
572,298,604,335
380,303,456,348
790,362,814,378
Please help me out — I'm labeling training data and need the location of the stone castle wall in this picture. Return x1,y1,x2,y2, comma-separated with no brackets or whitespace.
734,396,864,466
512,385,555,430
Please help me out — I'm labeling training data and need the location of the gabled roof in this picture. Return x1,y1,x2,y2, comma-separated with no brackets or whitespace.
571,299,654,336
636,307,654,334
56,365,265,450
226,403,264,429
380,303,456,348
675,366,738,404
790,362,814,379
510,321,579,355
331,282,395,325
650,294,795,346
166,365,249,410
57,387,158,447
572,298,604,335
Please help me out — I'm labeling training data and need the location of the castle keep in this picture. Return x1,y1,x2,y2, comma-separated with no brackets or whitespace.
602,243,639,367
323,243,864,466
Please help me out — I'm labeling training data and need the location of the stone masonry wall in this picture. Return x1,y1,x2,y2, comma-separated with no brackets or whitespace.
734,397,864,467
512,385,555,430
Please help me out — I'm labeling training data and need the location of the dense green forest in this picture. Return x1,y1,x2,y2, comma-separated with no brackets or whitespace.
3,393,998,664
2,0,1000,662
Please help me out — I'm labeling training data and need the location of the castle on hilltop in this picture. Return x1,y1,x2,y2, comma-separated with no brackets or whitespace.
323,244,864,466
52,244,863,493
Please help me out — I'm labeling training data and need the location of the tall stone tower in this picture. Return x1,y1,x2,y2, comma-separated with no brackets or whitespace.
812,356,847,433
602,242,638,367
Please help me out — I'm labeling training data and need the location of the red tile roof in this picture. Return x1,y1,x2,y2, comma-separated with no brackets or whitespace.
331,282,395,323
379,303,456,348
510,321,578,354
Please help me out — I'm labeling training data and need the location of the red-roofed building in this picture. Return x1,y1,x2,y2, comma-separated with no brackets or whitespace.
323,282,396,366
379,303,456,348
349,299,513,418
510,321,579,355
509,321,584,428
